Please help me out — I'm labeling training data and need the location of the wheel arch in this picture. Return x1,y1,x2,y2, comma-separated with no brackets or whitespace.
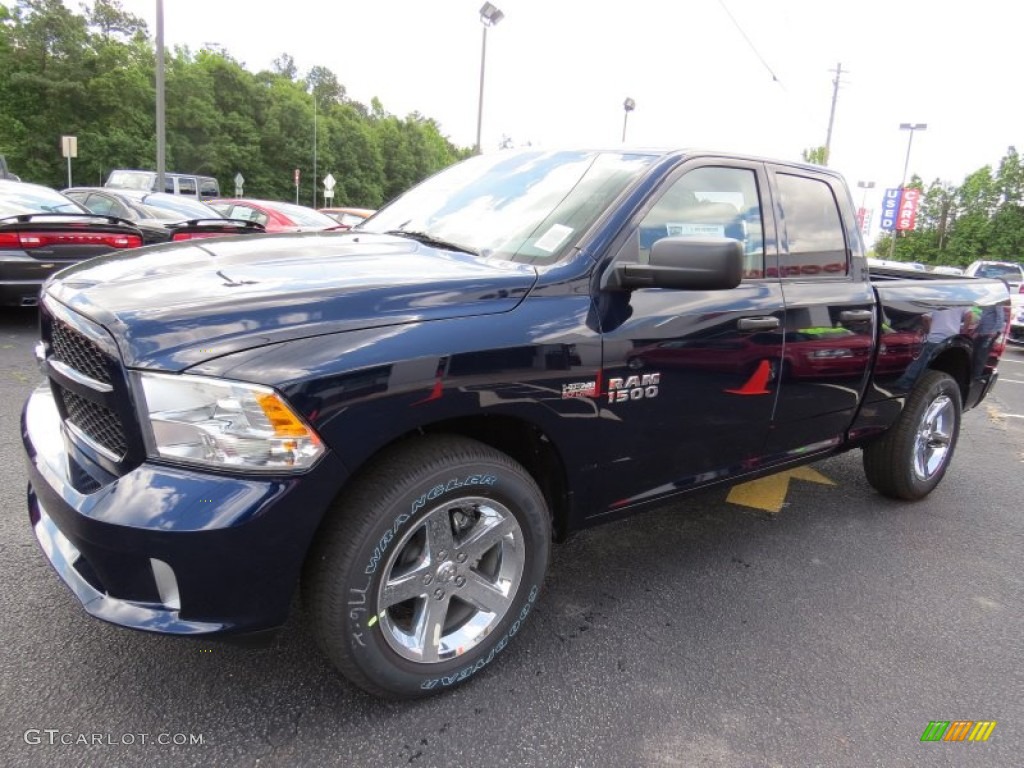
328,414,572,542
928,345,971,403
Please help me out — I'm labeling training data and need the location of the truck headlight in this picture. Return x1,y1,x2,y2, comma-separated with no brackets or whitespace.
135,372,323,471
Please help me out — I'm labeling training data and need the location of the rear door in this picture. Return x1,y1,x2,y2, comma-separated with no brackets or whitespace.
763,166,877,460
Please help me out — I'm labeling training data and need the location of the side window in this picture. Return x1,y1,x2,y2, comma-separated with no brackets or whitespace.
199,179,219,199
177,177,197,197
776,174,848,278
639,166,764,279
163,177,175,193
229,205,268,227
83,193,115,215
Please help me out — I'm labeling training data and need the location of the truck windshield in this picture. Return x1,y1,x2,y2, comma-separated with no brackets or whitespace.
363,150,657,265
107,171,156,191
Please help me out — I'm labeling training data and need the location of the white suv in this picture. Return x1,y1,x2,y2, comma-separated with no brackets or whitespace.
966,260,1024,309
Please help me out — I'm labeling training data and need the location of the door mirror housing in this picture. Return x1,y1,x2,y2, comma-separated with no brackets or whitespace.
603,236,744,291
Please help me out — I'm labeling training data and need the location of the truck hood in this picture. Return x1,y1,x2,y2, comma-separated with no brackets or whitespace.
46,232,538,370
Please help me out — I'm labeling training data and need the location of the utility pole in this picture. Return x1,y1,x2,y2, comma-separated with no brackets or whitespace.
824,62,843,166
155,0,166,193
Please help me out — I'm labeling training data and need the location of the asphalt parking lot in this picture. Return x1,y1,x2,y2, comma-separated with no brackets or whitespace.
1,306,1021,767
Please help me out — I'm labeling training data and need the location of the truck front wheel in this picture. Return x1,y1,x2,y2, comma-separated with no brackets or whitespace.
303,435,551,698
862,370,961,500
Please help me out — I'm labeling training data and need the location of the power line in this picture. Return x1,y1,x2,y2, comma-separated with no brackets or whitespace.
717,0,784,88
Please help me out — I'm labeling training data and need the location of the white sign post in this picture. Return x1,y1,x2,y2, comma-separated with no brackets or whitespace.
234,172,244,197
323,173,336,203
61,135,78,188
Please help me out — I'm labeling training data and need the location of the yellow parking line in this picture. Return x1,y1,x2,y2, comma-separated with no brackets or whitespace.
726,467,835,513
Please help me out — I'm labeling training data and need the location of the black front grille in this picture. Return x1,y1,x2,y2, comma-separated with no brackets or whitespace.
61,388,128,457
51,320,113,385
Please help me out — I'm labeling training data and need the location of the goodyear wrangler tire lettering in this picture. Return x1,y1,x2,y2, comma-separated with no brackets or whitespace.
420,584,539,689
366,474,498,574
303,437,550,699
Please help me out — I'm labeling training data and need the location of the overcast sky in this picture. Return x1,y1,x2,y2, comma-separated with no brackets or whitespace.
110,1,1022,213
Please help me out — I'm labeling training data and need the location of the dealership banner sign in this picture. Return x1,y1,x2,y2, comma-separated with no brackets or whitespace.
896,188,921,231
880,188,902,231
856,207,873,235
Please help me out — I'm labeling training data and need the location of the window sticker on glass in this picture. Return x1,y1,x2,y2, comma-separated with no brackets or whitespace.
666,222,725,237
534,223,574,253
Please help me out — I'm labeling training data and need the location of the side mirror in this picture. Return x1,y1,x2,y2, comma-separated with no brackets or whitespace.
603,236,744,291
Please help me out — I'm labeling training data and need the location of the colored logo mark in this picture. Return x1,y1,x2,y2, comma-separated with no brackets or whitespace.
920,721,997,742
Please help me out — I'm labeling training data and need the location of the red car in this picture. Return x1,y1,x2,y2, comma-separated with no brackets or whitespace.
319,206,376,229
208,199,340,233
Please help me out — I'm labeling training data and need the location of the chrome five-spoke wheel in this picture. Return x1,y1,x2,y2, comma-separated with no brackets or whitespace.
377,497,524,663
913,394,954,480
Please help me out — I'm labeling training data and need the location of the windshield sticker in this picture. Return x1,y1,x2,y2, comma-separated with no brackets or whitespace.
562,380,597,399
666,222,724,237
534,224,574,253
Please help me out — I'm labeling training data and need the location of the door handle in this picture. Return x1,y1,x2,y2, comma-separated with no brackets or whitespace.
737,317,780,331
839,309,874,323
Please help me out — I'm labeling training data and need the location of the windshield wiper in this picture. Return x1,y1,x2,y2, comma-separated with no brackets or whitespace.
384,229,478,256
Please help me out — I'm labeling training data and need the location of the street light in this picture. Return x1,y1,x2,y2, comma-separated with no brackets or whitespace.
889,123,927,258
898,123,927,187
622,97,635,143
475,3,504,155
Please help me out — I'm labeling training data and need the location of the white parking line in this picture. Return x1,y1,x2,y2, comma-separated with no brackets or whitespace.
1000,357,1024,366
999,413,1024,419
998,378,1024,384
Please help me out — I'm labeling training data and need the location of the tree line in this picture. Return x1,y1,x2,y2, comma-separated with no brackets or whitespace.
0,0,470,207
876,147,1024,267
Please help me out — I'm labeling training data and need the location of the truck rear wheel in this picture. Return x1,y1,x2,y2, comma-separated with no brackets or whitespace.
303,435,550,698
862,370,961,500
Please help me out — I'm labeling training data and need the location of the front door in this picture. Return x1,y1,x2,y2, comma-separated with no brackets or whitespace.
594,159,785,514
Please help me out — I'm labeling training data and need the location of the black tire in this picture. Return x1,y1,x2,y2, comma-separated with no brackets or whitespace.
303,435,551,698
863,370,961,500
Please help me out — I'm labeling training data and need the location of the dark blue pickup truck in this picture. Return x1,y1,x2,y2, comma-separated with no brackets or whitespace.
22,149,1010,698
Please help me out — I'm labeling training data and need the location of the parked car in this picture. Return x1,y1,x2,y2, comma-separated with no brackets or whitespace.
66,187,210,233
105,170,220,200
965,260,1024,308
319,206,376,229
22,149,1009,698
867,257,925,271
65,187,266,244
1,180,144,306
1009,305,1024,345
965,260,1024,283
209,198,340,232
931,265,965,276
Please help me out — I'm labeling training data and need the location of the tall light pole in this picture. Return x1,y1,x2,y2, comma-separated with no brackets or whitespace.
475,3,504,155
155,0,166,193
889,122,927,258
622,97,635,143
857,180,874,234
312,84,318,208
